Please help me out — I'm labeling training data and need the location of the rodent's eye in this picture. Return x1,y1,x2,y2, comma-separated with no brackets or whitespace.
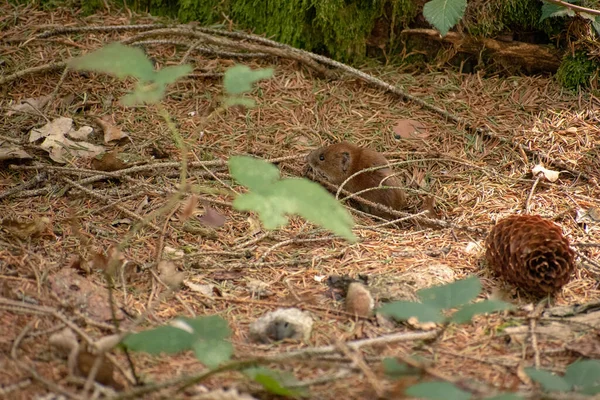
319,154,325,161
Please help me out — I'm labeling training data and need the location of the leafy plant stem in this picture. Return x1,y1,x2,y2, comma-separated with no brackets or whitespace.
157,105,187,190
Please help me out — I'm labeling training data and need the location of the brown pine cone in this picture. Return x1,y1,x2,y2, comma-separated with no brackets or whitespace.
485,215,575,296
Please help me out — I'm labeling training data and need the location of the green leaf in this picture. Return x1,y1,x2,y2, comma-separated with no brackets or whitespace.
229,156,281,191
192,339,233,369
229,157,356,242
525,368,572,392
223,96,256,108
422,0,467,37
451,300,514,324
564,360,600,390
592,16,600,37
122,325,194,354
120,82,165,106
417,276,481,309
244,367,306,398
122,316,231,355
223,65,274,95
378,301,443,323
405,381,471,400
540,1,576,22
382,358,419,378
183,315,231,339
68,42,155,82
485,394,525,400
153,64,193,86
580,385,600,395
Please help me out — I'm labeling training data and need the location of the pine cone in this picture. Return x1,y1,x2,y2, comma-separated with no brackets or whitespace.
485,215,575,296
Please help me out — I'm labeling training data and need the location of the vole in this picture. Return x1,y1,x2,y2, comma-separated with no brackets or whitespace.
306,141,407,219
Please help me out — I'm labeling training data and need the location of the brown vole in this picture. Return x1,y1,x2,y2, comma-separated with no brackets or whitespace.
306,141,406,219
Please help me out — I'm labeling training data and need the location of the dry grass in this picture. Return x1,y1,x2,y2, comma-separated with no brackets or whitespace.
1,3,600,400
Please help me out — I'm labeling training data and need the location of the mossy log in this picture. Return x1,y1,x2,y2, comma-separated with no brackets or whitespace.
402,28,562,74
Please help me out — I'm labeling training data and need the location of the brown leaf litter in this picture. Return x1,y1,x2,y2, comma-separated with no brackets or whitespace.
1,2,600,400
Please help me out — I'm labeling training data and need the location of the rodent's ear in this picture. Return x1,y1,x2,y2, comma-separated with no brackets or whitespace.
341,151,350,172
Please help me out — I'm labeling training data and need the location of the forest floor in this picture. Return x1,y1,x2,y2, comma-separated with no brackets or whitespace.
1,3,600,400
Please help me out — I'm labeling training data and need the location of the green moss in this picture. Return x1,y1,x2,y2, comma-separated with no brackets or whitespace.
230,0,315,51
178,0,229,24
466,0,544,37
556,51,599,90
228,0,414,63
131,0,179,17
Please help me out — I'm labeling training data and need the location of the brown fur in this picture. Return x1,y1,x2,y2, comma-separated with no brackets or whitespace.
306,142,407,218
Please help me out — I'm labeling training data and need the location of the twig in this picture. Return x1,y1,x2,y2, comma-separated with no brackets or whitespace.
335,340,385,398
60,176,162,232
0,172,48,200
0,379,32,396
121,28,336,78
10,320,34,359
0,61,67,85
524,174,542,213
543,0,600,16
529,300,548,369
257,236,341,262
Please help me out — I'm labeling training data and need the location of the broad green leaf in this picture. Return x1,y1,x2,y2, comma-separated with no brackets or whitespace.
122,316,231,355
592,16,600,37
378,301,443,323
382,358,419,378
122,325,194,354
223,96,256,108
183,315,231,340
540,1,576,22
580,385,600,395
525,368,571,392
244,367,306,398
192,339,233,369
223,65,274,95
485,394,525,400
153,64,193,86
230,157,356,242
120,82,165,106
229,156,281,191
564,360,600,390
423,0,467,37
451,300,514,324
405,381,471,400
68,42,155,82
418,276,481,309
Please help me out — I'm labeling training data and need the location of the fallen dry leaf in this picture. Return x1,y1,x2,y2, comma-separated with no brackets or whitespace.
91,151,129,172
157,260,185,288
246,278,273,298
163,246,184,259
29,117,73,142
531,164,560,182
247,215,262,235
1,217,51,239
184,281,216,297
67,126,94,140
181,195,198,222
6,95,51,116
0,141,32,161
392,119,429,140
96,116,129,143
198,202,226,228
29,117,104,163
